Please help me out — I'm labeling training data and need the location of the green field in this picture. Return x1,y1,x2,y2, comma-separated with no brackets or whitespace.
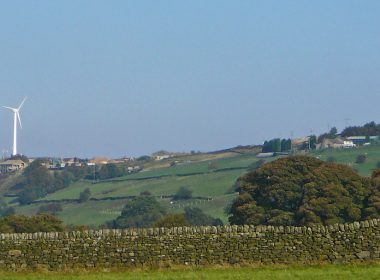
14,152,261,226
311,145,380,175
2,265,380,280
7,145,380,227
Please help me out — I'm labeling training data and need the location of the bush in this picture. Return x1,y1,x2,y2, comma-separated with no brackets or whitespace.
153,213,189,227
0,214,65,233
79,188,91,203
173,186,193,200
356,154,367,164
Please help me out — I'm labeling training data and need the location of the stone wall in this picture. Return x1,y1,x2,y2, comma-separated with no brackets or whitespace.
1,219,380,270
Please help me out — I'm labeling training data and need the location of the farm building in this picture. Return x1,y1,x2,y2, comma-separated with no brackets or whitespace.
316,137,355,150
0,159,27,173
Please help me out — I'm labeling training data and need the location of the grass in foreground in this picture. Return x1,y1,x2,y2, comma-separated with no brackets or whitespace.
2,264,380,280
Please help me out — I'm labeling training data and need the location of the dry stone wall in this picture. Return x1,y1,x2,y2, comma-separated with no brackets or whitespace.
1,219,380,270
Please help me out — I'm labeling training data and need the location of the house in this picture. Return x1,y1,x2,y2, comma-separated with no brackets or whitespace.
0,159,27,173
316,137,355,150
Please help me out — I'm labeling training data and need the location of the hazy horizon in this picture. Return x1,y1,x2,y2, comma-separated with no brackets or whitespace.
1,1,380,158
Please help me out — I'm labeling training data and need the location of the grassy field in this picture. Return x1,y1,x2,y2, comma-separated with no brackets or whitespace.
311,145,380,176
2,264,380,280
8,145,380,227
14,152,261,226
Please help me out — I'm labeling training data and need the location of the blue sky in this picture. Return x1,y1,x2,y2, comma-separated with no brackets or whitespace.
0,1,379,158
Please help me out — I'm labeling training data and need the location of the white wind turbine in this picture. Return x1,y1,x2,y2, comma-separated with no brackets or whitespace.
3,97,27,156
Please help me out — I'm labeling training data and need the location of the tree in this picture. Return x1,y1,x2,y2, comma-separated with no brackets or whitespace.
173,186,193,200
229,156,374,226
98,163,123,180
111,196,166,228
309,135,317,150
153,213,189,227
184,207,223,226
329,127,338,137
79,188,91,203
281,139,291,152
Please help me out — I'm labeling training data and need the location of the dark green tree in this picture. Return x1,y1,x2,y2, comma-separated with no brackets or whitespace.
229,156,374,226
173,186,193,200
111,196,166,228
79,188,91,203
98,163,123,180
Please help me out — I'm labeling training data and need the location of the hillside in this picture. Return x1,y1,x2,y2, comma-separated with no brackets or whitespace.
1,145,380,227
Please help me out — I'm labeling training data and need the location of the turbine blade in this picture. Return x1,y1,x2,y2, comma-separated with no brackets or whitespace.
18,97,27,110
2,106,16,111
17,112,22,129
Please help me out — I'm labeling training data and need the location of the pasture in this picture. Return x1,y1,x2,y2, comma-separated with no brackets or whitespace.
11,145,380,227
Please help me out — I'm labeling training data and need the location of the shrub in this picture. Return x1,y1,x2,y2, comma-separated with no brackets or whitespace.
153,213,189,227
173,186,193,200
0,214,65,233
79,188,91,203
356,154,367,164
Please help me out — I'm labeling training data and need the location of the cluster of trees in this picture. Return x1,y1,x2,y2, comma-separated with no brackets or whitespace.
97,163,124,180
15,160,91,205
229,156,380,226
262,138,291,153
107,195,222,229
341,121,380,137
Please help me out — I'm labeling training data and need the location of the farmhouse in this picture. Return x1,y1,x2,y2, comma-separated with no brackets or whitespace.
316,137,355,150
0,159,27,173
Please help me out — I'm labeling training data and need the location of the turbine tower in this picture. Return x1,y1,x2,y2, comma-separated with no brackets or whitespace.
3,97,27,156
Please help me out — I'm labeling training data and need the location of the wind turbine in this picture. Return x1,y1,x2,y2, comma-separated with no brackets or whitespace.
3,97,27,156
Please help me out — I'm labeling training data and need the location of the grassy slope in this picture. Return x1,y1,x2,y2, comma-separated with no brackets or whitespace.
311,145,380,175
2,265,380,280
9,145,380,227
15,152,261,226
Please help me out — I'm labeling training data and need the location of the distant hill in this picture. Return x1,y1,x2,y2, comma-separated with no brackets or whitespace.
1,143,380,227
